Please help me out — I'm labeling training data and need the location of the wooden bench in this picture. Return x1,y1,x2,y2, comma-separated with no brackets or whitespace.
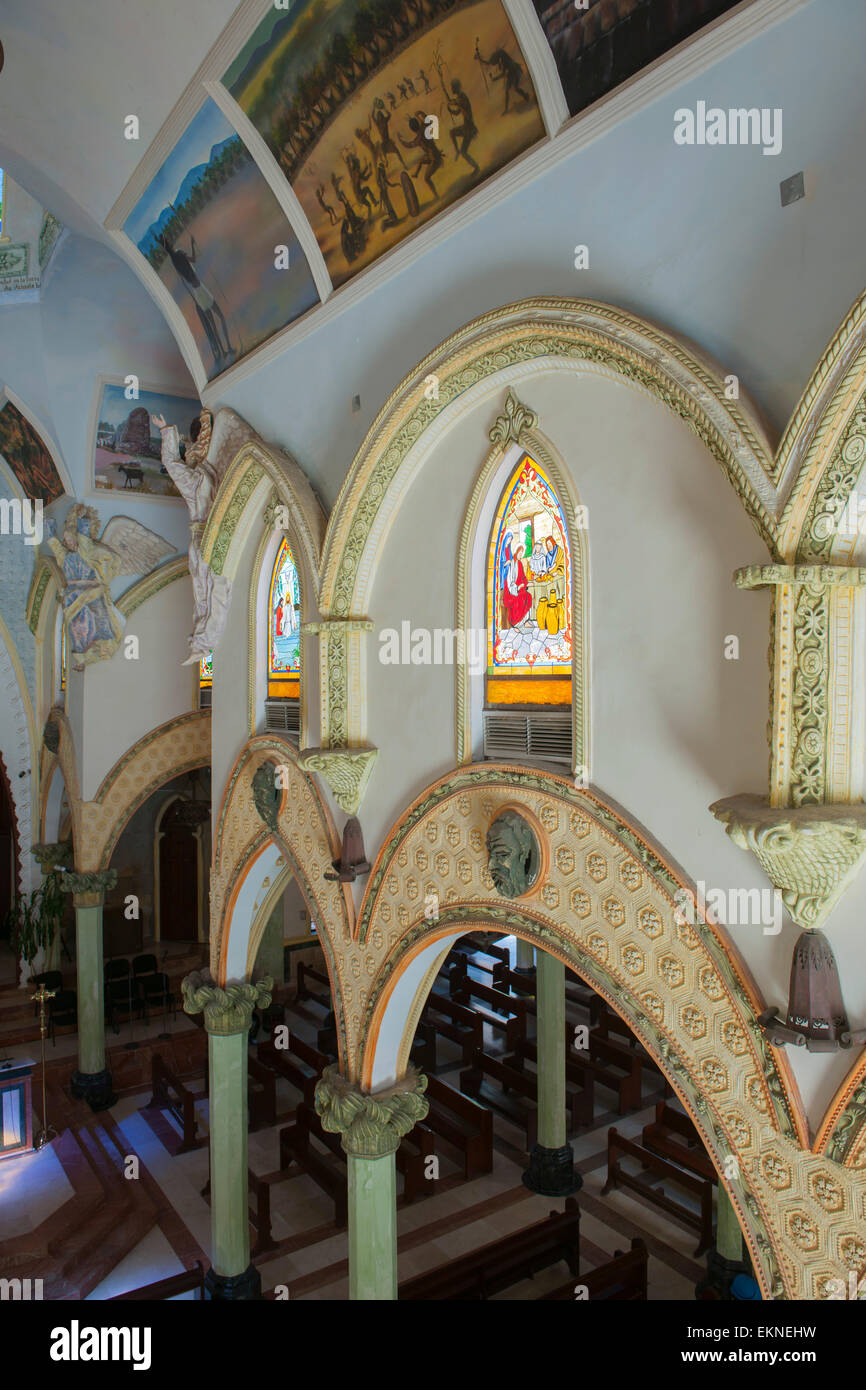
145,1055,202,1153
585,1033,643,1113
565,975,604,1025
495,968,537,1016
506,1037,594,1131
247,1053,277,1131
451,978,528,1050
423,1073,493,1179
296,962,331,1012
459,1049,537,1149
448,940,509,988
421,992,483,1065
539,1238,648,1300
399,1198,581,1300
284,1103,435,1206
601,1127,714,1256
595,1005,673,1093
409,1018,437,1074
641,1103,716,1183
279,1109,348,1227
258,1031,329,1108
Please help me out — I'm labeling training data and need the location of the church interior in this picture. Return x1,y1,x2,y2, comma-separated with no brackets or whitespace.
0,0,865,1319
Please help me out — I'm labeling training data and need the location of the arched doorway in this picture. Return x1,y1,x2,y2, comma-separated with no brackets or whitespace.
155,782,209,943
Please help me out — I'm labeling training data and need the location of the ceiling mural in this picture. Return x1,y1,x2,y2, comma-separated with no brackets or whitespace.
0,400,65,504
531,0,743,118
223,0,545,287
122,97,320,380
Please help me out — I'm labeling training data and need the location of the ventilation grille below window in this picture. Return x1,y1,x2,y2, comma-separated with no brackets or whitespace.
199,687,212,710
483,709,572,766
265,698,301,740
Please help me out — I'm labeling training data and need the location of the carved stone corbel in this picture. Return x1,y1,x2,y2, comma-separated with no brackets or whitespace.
181,971,273,1035
301,747,378,816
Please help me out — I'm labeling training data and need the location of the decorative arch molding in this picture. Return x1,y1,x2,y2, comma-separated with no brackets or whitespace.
312,293,866,780
346,762,866,1301
201,435,325,592
211,734,352,1060
0,619,39,894
78,710,211,872
42,709,82,856
814,1053,866,1170
456,394,589,771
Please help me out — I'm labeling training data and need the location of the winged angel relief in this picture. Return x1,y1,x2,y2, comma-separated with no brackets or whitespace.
45,504,174,669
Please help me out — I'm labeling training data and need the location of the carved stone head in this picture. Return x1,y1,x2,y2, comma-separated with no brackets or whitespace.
486,809,540,899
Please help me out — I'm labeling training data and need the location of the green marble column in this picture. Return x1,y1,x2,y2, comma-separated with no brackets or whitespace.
515,937,535,973
60,870,117,1112
717,1183,745,1263
316,1064,429,1300
182,972,273,1300
523,949,581,1196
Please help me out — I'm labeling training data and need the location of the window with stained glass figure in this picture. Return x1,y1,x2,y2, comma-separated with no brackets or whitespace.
60,619,67,695
268,538,301,700
486,454,572,708
199,651,213,689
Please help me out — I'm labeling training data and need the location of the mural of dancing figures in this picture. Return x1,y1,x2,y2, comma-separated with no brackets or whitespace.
123,98,320,380
224,0,545,287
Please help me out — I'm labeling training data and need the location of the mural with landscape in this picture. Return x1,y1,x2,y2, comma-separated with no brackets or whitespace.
531,0,742,118
91,383,202,499
0,401,64,504
224,0,545,287
123,99,319,379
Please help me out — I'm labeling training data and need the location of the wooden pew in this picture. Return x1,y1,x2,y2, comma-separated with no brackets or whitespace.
279,1109,348,1227
565,975,604,1025
506,1037,594,1131
595,1005,672,1093
296,963,338,1053
423,1073,493,1180
247,1053,277,1131
601,1127,714,1256
146,1055,202,1153
451,978,528,1049
539,1238,648,1300
584,1033,643,1113
421,992,483,1065
409,1018,437,1074
399,1198,580,1300
641,1103,716,1183
459,1049,537,1149
448,939,509,988
258,1031,329,1108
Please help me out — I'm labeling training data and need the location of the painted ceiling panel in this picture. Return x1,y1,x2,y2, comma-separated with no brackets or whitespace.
122,98,320,381
0,400,64,503
224,0,546,288
531,0,743,118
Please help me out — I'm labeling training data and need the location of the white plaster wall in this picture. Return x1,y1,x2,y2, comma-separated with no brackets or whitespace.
75,575,197,799
359,367,865,1127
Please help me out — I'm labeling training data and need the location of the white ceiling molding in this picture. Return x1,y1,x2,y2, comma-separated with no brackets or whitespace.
504,0,569,136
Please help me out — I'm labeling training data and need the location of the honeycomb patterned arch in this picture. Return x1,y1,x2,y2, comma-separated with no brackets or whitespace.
81,710,212,872
351,763,866,1301
211,735,354,1062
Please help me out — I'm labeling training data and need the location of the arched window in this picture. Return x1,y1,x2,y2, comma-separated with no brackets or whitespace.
199,651,213,709
484,453,573,763
266,537,301,735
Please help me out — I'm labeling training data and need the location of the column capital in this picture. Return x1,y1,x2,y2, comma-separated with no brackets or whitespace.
181,971,273,1035
60,869,117,907
31,841,74,872
315,1064,428,1159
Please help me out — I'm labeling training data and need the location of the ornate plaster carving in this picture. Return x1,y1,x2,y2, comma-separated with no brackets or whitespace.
60,868,117,907
315,1063,428,1158
300,748,378,815
31,840,73,870
344,763,863,1301
488,389,538,449
181,971,273,1035
711,796,866,930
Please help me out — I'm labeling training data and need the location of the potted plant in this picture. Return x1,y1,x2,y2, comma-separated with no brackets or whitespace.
5,872,66,982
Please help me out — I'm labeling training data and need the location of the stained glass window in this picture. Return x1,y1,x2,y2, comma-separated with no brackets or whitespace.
268,539,300,699
199,651,213,689
59,618,67,694
486,454,572,707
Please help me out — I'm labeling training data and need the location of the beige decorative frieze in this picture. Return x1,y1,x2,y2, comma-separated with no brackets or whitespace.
710,795,866,930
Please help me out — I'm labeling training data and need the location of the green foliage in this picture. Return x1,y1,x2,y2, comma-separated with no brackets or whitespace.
5,872,66,966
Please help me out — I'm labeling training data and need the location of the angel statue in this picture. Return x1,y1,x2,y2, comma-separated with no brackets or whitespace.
45,504,175,670
153,409,232,666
